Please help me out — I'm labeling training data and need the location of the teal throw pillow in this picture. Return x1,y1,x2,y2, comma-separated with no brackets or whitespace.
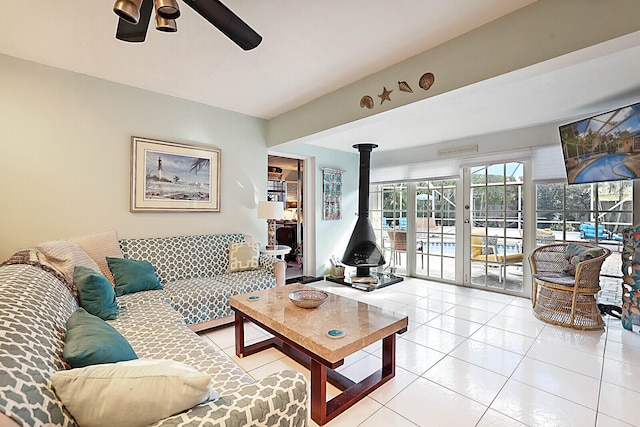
73,266,118,320
63,308,137,368
106,257,161,296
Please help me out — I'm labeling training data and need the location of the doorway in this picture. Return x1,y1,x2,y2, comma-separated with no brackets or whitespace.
465,162,525,294
267,155,304,282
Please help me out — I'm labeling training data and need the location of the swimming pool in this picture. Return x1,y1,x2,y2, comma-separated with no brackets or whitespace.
417,241,519,256
575,154,633,183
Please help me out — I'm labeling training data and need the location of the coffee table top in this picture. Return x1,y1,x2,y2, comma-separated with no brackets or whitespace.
230,283,408,363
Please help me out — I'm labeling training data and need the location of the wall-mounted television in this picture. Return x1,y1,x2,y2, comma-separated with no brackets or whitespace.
559,101,640,184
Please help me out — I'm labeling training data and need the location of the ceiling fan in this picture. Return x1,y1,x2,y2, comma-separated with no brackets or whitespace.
113,0,262,50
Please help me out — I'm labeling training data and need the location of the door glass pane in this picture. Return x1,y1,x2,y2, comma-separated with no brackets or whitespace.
416,179,457,282
470,162,524,293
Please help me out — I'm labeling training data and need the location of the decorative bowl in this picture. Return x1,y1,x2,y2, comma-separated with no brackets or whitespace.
288,290,328,309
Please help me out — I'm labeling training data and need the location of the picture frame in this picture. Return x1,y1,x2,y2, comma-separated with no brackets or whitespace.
130,136,221,212
322,168,343,220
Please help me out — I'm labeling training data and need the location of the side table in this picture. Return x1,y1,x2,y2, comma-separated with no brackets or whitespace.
260,245,291,260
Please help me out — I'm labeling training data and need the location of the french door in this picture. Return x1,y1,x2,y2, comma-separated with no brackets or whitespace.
465,162,525,294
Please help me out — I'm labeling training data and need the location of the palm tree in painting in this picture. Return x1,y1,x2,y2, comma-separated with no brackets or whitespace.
190,158,210,174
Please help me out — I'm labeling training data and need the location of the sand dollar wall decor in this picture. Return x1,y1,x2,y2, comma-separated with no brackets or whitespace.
359,71,435,109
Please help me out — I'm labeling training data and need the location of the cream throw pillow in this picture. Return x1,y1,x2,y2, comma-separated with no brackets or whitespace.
36,240,101,285
73,230,123,286
229,242,260,272
51,359,218,427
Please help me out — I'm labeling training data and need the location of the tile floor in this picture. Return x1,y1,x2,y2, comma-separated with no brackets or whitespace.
201,278,640,427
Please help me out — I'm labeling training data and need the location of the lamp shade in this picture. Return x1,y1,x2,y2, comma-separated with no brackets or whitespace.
257,201,284,219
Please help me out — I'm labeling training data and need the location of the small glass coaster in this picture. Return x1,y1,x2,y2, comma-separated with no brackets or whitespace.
326,329,345,339
247,295,261,301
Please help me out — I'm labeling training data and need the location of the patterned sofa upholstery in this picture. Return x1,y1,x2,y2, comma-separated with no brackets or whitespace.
119,233,285,331
0,263,308,427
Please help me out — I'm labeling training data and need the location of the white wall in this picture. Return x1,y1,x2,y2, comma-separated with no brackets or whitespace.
0,54,269,260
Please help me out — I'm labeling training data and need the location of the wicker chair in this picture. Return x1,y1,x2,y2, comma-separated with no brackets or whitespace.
529,243,611,330
621,226,640,330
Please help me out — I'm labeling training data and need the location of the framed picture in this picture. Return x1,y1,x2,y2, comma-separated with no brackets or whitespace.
322,168,343,220
130,137,221,212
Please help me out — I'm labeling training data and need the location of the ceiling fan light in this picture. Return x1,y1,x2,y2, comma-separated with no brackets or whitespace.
154,0,180,20
155,15,177,32
113,0,143,24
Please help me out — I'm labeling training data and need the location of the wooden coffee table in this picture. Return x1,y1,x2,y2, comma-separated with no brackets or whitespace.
230,283,408,425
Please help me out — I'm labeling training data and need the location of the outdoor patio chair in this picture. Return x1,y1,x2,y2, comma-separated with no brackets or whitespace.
529,242,611,330
621,226,640,331
471,229,523,283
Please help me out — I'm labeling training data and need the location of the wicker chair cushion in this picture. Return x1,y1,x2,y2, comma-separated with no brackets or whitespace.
562,243,603,276
533,273,575,287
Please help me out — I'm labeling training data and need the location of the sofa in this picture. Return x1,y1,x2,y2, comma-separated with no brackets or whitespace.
0,232,306,427
117,233,286,331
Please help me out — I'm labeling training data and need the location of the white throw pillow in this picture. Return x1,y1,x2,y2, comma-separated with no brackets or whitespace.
73,230,124,286
51,359,219,427
229,242,260,272
36,240,101,285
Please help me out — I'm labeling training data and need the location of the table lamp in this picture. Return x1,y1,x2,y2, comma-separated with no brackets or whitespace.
258,201,284,249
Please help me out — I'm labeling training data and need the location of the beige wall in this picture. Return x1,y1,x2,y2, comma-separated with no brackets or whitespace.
0,54,269,260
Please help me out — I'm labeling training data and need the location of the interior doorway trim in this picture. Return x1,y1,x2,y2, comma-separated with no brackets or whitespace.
268,151,315,278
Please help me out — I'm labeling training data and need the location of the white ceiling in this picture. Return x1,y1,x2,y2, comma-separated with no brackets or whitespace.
2,1,640,153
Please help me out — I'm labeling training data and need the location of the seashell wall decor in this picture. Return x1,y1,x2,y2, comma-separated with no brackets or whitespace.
359,71,434,109
360,95,374,109
419,72,435,90
398,81,413,93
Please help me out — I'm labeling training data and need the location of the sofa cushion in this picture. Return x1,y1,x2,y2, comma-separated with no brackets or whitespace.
36,239,101,285
562,243,604,276
229,242,260,272
64,308,137,368
74,266,118,320
51,359,218,427
73,230,124,286
106,257,162,296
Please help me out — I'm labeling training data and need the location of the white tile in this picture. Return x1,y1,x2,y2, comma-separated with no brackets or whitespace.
486,313,546,338
491,379,597,427
470,325,536,355
393,304,440,325
508,297,533,308
401,324,466,353
335,349,369,372
423,356,508,405
473,290,517,304
511,357,601,408
368,366,419,405
308,397,382,427
426,314,483,337
598,381,640,426
526,339,603,378
395,338,446,375
414,298,456,313
336,353,381,383
444,305,495,324
602,358,640,394
604,339,640,366
359,406,418,427
376,289,426,306
449,339,523,376
499,305,539,322
387,377,487,427
423,290,470,305
537,325,606,355
223,346,285,372
596,413,636,427
605,324,640,348
477,409,529,427
458,297,508,313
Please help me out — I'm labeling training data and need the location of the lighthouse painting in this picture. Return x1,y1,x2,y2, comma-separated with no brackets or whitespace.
131,137,220,212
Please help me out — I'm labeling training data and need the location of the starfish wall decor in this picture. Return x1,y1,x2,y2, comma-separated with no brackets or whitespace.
360,72,435,110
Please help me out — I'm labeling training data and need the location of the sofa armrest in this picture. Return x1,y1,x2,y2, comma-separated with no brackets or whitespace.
151,370,307,427
259,255,286,286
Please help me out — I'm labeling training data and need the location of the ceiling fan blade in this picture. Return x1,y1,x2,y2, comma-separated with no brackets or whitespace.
116,0,154,42
182,0,262,50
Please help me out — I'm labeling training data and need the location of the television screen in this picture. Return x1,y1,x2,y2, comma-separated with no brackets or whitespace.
559,101,640,184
